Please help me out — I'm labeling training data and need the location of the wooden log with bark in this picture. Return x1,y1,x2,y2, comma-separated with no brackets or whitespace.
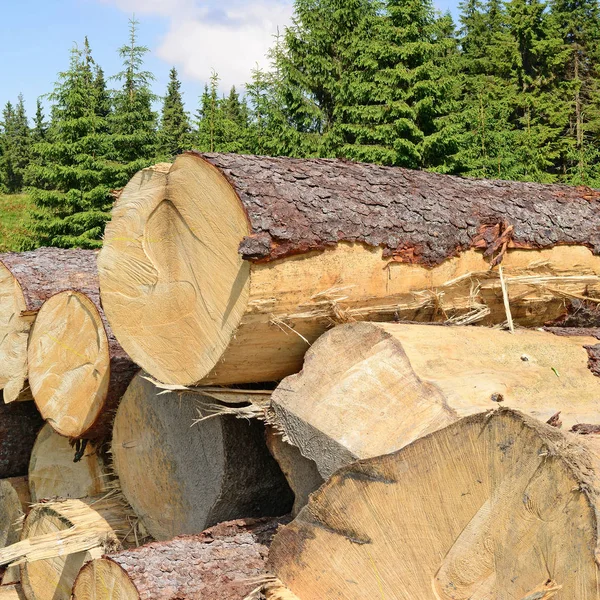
270,322,600,479
28,424,107,502
268,410,599,599
72,516,287,600
27,288,137,440
0,402,43,480
0,248,98,402
0,495,137,600
98,152,600,387
112,374,293,541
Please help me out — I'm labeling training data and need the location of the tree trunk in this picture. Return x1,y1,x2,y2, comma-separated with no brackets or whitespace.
28,424,107,503
265,427,323,517
27,289,137,440
0,248,98,402
0,401,43,479
0,478,29,549
269,409,600,599
0,496,136,600
271,322,600,479
112,374,293,542
98,152,600,387
72,517,288,600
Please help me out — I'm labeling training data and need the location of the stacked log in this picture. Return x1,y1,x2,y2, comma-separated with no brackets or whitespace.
0,478,29,549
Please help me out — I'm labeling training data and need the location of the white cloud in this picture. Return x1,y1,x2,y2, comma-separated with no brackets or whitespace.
100,0,294,90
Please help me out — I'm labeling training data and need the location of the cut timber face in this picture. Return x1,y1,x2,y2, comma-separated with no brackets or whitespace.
272,322,600,478
99,154,600,387
112,374,293,541
28,424,106,502
0,478,29,548
269,409,600,600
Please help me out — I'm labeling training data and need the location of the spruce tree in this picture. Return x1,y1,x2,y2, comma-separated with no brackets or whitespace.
0,95,31,193
32,99,48,142
27,43,115,248
109,17,158,183
158,67,192,159
197,73,223,152
93,67,111,120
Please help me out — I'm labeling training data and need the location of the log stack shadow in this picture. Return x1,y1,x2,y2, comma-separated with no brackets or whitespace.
0,153,600,598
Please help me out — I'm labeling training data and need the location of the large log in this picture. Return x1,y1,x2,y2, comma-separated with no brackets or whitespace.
0,401,43,479
98,152,600,387
27,289,137,440
269,409,600,599
0,478,29,549
72,517,287,600
271,322,600,479
28,424,107,502
0,496,136,600
0,249,98,402
112,374,293,541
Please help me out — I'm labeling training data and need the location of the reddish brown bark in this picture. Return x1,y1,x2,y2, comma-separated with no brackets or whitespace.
194,152,600,265
0,400,43,478
95,517,289,600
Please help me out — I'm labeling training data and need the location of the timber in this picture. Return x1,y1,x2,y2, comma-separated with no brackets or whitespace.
112,374,293,541
0,585,25,599
0,401,43,479
0,495,135,600
98,152,600,387
0,478,29,549
269,409,600,599
28,424,107,502
27,290,137,440
271,322,600,478
72,517,287,600
0,248,97,402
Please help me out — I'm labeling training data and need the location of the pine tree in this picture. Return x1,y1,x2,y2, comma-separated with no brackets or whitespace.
158,67,192,159
0,95,31,193
26,43,115,248
32,99,48,142
109,17,158,183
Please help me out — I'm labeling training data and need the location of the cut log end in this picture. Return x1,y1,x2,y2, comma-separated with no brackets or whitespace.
269,409,600,599
0,478,29,549
99,154,251,386
72,559,137,600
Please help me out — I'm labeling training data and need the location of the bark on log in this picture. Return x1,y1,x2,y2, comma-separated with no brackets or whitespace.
98,152,600,387
27,289,137,440
265,427,323,517
269,409,600,599
0,496,136,600
72,516,288,600
28,424,107,502
0,248,98,402
0,478,29,549
271,322,600,479
112,374,293,541
0,401,43,479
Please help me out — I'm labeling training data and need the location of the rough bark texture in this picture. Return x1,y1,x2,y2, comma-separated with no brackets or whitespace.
73,517,289,600
0,401,43,478
197,152,600,264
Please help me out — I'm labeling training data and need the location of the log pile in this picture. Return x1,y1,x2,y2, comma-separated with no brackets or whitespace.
1,152,600,598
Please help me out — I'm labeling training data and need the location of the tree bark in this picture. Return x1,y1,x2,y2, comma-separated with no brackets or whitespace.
270,322,600,479
0,248,98,402
27,288,137,440
72,517,289,600
269,409,600,599
112,374,293,542
28,424,107,502
0,401,43,479
98,152,600,388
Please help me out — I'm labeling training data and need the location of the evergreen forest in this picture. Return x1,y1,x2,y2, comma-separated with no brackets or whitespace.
2,0,600,249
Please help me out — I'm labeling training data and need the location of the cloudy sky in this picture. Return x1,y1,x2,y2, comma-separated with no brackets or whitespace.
0,0,458,119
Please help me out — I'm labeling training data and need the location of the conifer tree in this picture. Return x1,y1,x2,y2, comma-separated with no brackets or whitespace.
93,67,111,120
0,95,31,193
158,67,192,159
32,99,48,142
109,17,157,183
27,43,115,248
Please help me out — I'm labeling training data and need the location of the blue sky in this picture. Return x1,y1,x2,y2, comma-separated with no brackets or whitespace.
0,0,460,121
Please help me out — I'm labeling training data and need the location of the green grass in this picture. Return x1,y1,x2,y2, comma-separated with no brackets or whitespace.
0,192,36,252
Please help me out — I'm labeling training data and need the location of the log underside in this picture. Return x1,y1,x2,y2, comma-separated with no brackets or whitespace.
0,249,98,403
28,291,137,440
271,322,600,479
72,517,288,600
112,374,293,541
269,409,600,600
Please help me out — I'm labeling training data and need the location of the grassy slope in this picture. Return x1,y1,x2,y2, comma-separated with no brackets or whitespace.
0,193,35,252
